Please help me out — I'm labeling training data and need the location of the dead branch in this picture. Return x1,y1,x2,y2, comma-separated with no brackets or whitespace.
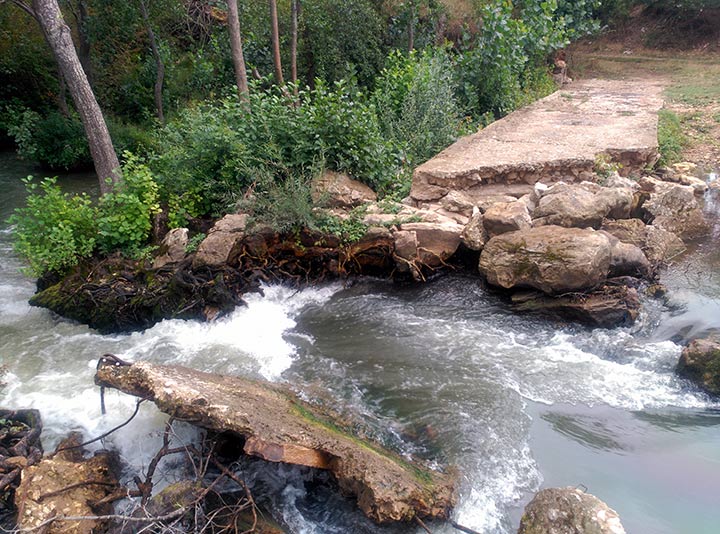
51,399,146,458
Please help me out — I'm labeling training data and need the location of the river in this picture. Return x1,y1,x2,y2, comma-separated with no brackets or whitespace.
1,151,719,533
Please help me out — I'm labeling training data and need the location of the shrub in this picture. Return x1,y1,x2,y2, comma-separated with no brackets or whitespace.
299,80,396,191
238,171,319,235
151,80,397,224
8,109,92,170
456,0,598,119
9,176,97,276
7,108,154,171
373,48,462,167
456,1,530,117
299,0,386,88
97,153,161,255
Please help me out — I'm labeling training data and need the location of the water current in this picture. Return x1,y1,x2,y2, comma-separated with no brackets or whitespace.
1,151,719,533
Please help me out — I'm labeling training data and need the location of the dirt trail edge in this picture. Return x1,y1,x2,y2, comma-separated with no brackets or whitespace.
94,357,456,524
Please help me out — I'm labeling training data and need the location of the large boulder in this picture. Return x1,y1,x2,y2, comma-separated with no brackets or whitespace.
192,213,249,269
479,226,613,294
483,201,532,236
311,170,377,209
461,209,487,251
518,487,626,534
393,221,463,278
641,182,708,240
600,218,646,248
603,233,651,278
644,225,686,265
677,337,720,396
153,227,189,269
601,219,686,266
512,285,641,328
532,183,633,229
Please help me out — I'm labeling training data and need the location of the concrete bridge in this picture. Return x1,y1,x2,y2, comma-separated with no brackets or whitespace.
410,79,665,207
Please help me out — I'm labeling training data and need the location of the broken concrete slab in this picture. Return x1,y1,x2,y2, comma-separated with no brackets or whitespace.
94,358,455,524
410,79,664,205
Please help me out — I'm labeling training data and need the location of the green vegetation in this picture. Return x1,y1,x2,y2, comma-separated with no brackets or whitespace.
97,153,161,255
5,0,613,276
289,399,437,488
8,177,97,276
9,156,162,276
657,109,686,166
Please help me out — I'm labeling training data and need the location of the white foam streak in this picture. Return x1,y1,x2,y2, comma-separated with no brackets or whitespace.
118,284,341,380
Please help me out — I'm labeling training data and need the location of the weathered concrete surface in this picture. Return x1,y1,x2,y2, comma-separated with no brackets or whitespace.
411,79,664,205
95,358,455,524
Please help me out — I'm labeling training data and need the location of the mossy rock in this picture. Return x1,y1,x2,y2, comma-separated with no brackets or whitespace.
677,337,720,396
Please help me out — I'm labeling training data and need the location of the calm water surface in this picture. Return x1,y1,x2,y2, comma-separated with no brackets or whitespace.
1,152,719,533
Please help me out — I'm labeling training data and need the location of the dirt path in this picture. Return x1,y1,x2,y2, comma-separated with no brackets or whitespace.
569,48,720,170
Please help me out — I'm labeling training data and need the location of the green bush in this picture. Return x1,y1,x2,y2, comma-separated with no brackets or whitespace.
239,171,318,235
456,1,530,117
9,110,92,170
373,48,462,167
239,169,369,244
299,0,386,88
7,108,153,171
456,0,598,119
8,177,97,276
97,153,161,254
151,80,397,224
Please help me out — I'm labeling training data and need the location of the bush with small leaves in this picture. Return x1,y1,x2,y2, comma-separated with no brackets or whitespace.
9,176,97,276
97,153,161,255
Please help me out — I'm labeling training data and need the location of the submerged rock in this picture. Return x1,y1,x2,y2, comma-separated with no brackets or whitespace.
479,226,613,294
677,337,720,396
94,358,456,524
511,285,641,328
518,487,626,534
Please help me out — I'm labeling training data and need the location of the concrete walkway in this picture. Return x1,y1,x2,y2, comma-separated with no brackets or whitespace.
410,79,665,205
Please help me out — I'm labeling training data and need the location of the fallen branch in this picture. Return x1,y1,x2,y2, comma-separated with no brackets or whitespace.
51,399,146,458
450,519,484,534
1,507,189,533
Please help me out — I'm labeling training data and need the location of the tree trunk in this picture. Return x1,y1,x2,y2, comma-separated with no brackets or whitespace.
269,0,283,85
139,0,165,124
290,0,298,93
32,0,120,194
57,68,69,117
227,0,249,101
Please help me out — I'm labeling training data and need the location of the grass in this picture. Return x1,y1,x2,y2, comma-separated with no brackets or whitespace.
657,108,686,166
